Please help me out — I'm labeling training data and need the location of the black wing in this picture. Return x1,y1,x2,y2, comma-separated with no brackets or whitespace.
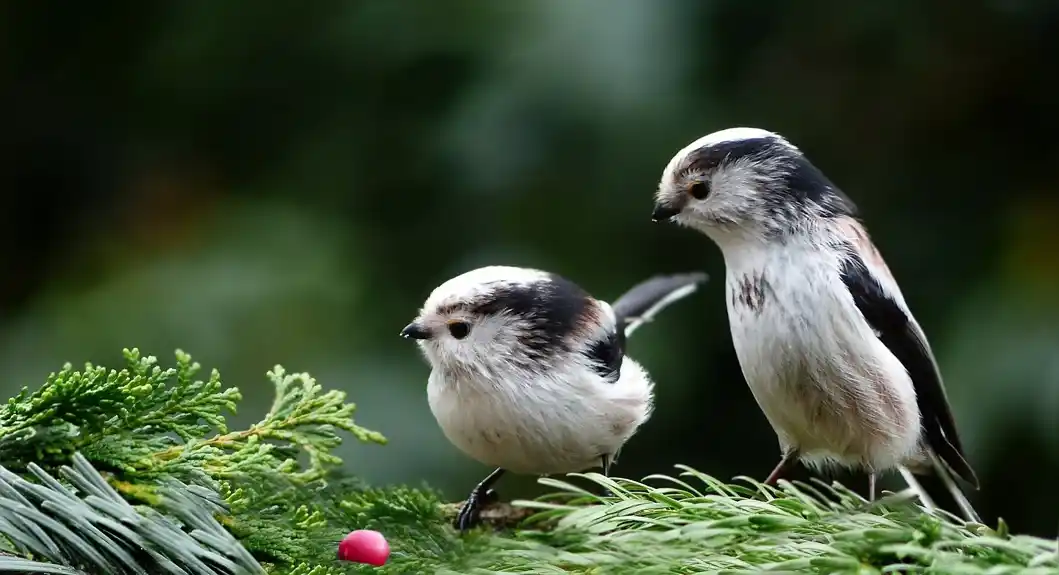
839,251,978,488
582,272,708,383
583,327,625,383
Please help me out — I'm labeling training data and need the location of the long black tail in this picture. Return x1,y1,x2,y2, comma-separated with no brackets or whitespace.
610,272,709,337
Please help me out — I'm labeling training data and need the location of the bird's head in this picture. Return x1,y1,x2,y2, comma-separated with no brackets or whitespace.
651,127,856,245
401,266,608,377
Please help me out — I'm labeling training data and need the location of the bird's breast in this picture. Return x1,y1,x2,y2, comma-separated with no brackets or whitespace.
722,243,920,469
426,362,653,475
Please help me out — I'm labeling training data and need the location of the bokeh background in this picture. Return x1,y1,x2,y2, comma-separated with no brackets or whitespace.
3,1,1057,538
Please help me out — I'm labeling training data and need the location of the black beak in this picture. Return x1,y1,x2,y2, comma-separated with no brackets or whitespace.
651,203,681,223
400,322,431,340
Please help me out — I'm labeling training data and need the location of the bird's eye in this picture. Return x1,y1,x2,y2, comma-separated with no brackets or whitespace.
447,321,470,340
688,181,710,200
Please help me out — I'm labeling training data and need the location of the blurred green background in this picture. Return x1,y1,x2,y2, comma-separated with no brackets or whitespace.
3,1,1057,537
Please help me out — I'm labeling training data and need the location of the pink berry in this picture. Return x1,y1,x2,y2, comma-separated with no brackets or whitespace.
337,529,390,566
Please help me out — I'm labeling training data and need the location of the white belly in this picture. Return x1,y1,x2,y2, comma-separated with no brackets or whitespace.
427,360,654,475
724,245,921,472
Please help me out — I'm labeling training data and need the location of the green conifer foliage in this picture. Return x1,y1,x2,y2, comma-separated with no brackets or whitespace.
0,350,1054,574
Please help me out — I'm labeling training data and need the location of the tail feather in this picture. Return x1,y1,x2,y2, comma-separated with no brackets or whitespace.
928,429,980,489
929,450,981,523
609,272,709,337
898,452,981,524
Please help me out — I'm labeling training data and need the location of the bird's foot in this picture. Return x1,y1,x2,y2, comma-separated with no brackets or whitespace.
453,489,498,531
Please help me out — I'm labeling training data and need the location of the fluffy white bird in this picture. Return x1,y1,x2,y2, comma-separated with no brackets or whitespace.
651,127,979,521
401,265,708,530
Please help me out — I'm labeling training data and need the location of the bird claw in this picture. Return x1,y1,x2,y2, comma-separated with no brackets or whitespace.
453,489,499,531
453,501,480,531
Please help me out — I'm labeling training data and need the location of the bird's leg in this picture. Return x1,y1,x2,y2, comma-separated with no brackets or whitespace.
868,473,877,502
764,450,799,486
599,454,615,498
454,468,506,532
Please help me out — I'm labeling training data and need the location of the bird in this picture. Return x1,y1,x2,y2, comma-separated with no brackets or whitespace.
650,127,980,522
401,265,708,531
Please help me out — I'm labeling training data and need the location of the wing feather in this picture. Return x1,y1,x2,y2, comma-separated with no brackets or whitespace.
835,221,978,488
580,272,708,383
583,323,624,383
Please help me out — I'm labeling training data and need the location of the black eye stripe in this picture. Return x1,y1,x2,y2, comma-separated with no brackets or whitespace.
686,137,779,172
460,275,592,358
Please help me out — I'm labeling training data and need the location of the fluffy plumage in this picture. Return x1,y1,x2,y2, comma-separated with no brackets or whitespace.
403,265,707,530
652,127,979,522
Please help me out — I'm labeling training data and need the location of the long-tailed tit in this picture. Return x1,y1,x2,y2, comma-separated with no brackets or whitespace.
401,265,708,530
650,127,980,522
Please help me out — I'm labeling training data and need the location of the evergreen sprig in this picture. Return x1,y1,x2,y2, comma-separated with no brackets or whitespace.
0,453,263,575
0,349,384,486
144,363,386,483
0,349,1054,574
0,349,240,475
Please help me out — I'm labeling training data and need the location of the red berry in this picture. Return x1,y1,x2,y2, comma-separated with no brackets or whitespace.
337,529,390,566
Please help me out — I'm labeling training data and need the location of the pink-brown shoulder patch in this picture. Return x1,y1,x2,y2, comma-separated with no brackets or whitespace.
571,299,604,340
835,216,896,286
